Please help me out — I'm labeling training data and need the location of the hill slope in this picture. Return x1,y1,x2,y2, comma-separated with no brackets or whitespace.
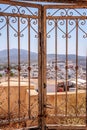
0,49,85,66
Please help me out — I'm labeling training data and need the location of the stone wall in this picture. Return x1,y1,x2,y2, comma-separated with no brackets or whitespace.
0,83,86,126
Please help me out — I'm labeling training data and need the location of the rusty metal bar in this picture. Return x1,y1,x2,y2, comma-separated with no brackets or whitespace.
28,18,31,119
2,12,87,21
0,0,41,9
20,0,85,3
42,6,47,129
38,9,40,128
0,114,86,126
0,0,87,7
48,114,86,118
76,19,78,116
16,125,86,130
42,5,47,128
55,20,58,116
86,49,87,128
47,124,86,130
38,7,41,128
18,17,21,120
7,16,10,122
38,5,46,130
38,16,43,130
46,16,87,20
44,4,87,9
0,116,38,125
19,0,73,3
65,19,68,116
38,31,42,128
0,12,39,19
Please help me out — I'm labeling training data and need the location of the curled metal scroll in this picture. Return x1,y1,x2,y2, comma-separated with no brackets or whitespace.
20,17,28,37
9,16,18,37
19,6,26,15
47,8,87,17
0,16,7,36
57,19,66,38
78,19,87,38
0,4,38,16
68,19,76,38
30,19,38,38
47,9,67,17
47,20,55,38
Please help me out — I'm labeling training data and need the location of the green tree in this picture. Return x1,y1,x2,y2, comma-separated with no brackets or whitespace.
0,73,2,77
10,71,14,77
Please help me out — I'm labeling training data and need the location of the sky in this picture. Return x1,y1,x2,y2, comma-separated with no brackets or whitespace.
47,19,87,56
0,3,87,56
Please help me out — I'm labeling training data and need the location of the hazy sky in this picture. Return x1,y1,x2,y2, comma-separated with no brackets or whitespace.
0,4,87,56
47,18,87,56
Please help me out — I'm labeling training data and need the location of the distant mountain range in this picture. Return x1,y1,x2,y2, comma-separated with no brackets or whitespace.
0,49,37,64
0,49,86,66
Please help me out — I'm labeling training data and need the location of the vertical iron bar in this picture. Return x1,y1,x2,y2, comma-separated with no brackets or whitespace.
65,19,68,116
86,50,87,128
55,20,58,116
43,6,47,129
7,16,10,122
38,8,41,128
38,31,43,129
38,12,43,130
38,5,46,130
28,18,31,119
76,19,78,116
18,17,21,120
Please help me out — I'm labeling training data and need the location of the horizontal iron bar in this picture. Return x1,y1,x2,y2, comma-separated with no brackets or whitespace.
0,116,38,125
47,124,86,130
0,0,41,9
44,4,87,9
16,126,39,130
0,12,39,19
17,0,77,2
47,114,86,119
46,16,87,20
15,0,87,5
1,0,87,8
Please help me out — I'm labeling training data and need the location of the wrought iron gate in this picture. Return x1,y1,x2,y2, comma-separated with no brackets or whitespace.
44,5,87,130
0,1,87,130
0,1,42,129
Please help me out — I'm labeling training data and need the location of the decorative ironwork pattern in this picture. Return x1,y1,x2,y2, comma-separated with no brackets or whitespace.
0,3,38,16
0,2,40,129
45,5,87,129
47,8,87,17
0,1,87,129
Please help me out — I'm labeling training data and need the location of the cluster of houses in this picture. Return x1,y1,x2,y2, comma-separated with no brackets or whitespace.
0,63,38,79
0,60,86,80
47,60,85,79
0,60,86,92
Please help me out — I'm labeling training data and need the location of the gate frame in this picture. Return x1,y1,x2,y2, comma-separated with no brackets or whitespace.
42,4,87,130
0,1,87,129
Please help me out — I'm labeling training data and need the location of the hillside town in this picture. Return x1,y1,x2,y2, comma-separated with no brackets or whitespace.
0,59,86,92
